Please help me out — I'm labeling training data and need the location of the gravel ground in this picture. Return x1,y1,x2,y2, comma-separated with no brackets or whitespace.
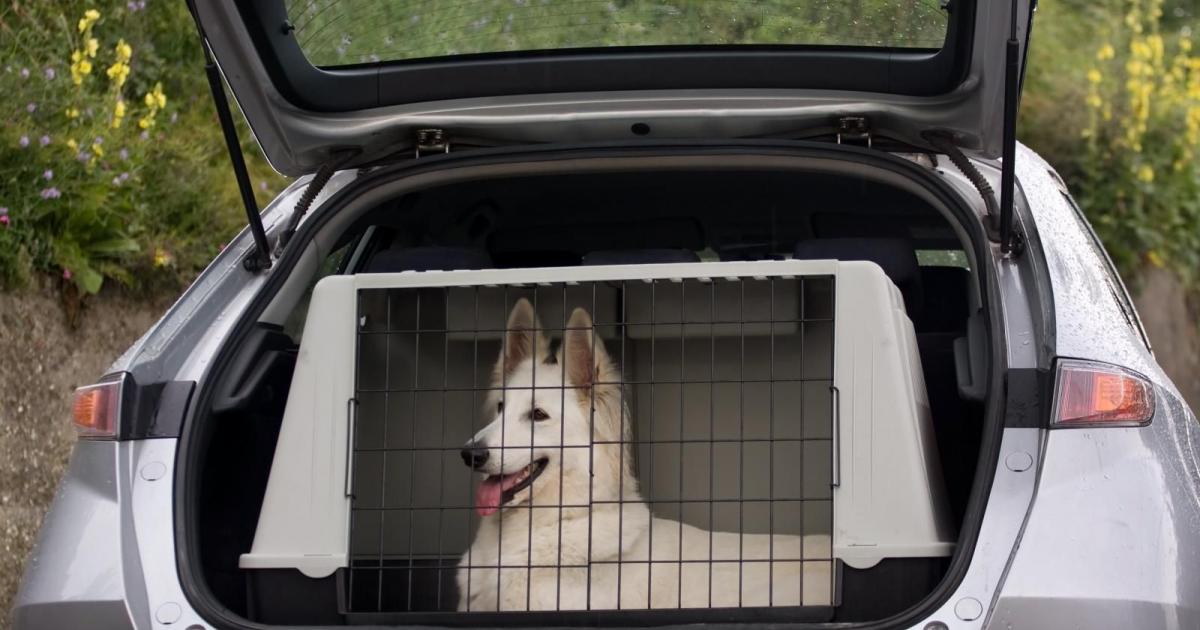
0,286,170,626
0,269,1196,626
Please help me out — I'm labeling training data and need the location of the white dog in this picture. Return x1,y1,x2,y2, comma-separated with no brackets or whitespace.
457,298,831,612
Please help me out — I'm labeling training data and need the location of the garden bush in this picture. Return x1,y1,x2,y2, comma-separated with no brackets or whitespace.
1022,0,1198,285
0,1,285,295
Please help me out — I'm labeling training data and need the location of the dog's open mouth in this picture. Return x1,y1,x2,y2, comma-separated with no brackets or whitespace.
475,458,549,517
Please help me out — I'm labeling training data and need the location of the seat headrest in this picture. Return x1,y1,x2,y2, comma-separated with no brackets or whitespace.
365,246,493,273
582,249,700,266
793,238,922,316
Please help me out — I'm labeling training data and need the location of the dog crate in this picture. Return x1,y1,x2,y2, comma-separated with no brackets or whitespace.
240,260,953,622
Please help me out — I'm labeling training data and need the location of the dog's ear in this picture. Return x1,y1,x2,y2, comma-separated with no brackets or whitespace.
498,298,549,373
563,307,611,390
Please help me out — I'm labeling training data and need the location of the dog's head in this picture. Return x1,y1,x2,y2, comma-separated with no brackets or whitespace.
462,298,625,516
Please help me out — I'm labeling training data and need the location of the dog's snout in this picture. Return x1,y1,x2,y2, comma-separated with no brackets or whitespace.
461,443,489,469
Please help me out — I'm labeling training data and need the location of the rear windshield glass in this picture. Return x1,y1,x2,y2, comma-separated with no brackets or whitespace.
286,1,950,67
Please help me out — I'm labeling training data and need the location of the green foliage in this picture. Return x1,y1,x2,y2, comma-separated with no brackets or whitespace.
2,0,1197,297
287,0,948,65
1022,0,1199,285
0,1,287,295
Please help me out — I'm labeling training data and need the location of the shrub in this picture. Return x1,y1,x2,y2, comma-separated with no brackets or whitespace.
1023,0,1199,285
0,1,285,295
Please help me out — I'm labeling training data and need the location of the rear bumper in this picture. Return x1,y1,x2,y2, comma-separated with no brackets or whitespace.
17,403,1200,630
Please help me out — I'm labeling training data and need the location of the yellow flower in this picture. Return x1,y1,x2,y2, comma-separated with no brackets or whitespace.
1136,165,1155,183
115,39,132,63
1097,44,1116,61
106,61,130,87
85,37,99,58
78,9,100,33
138,116,154,129
91,142,104,158
1087,69,1102,84
1146,250,1165,268
111,99,127,129
150,82,166,109
1086,93,1103,108
64,107,80,119
153,248,173,268
67,138,78,151
1181,39,1193,54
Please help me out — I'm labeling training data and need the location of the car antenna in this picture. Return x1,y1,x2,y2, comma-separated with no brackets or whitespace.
186,1,272,272
998,0,1026,255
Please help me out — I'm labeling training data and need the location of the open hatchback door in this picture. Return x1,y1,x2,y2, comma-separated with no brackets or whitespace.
190,0,1033,177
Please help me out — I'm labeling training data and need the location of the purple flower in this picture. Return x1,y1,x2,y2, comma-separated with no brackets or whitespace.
44,67,56,80
0,215,9,227
112,172,130,186
43,169,53,181
77,152,91,162
18,135,29,148
40,135,50,146
19,68,29,79
40,187,61,199
62,268,72,280
118,148,129,160
0,207,8,216
93,136,103,145
26,102,36,113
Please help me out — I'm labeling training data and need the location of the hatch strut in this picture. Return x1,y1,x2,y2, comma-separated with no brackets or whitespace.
187,2,271,272
998,0,1023,255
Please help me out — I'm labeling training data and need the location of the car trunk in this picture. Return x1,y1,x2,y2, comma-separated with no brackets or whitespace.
184,150,993,627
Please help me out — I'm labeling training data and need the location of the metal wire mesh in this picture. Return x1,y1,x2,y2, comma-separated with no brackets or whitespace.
347,275,835,616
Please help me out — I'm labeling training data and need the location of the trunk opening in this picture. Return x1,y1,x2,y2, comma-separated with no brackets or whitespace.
181,146,997,628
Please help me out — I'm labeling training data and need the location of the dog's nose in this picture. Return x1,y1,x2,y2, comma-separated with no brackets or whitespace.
461,444,489,469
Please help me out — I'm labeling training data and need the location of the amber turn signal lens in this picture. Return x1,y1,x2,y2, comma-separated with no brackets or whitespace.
1053,359,1154,427
72,379,122,438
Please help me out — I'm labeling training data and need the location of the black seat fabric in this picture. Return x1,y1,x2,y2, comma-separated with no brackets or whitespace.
916,266,970,333
581,249,700,266
365,246,493,273
793,238,923,317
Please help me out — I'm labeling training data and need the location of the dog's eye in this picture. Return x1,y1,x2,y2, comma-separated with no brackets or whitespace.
531,408,550,421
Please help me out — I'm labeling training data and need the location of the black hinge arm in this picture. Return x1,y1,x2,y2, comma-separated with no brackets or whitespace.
998,0,1022,255
187,4,272,272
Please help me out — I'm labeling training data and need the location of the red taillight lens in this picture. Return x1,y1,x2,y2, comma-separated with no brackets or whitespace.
72,379,122,438
1052,359,1154,427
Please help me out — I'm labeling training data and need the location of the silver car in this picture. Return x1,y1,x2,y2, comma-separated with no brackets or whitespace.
13,1,1200,629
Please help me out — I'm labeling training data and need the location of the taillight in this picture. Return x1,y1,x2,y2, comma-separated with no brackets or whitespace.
72,377,123,438
1051,359,1154,427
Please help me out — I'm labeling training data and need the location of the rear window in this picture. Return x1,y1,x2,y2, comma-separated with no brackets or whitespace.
286,0,951,67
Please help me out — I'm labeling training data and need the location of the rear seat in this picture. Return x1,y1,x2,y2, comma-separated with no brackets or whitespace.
582,248,700,265
364,245,493,273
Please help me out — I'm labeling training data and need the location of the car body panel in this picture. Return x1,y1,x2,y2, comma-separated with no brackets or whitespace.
192,0,1033,175
982,146,1200,629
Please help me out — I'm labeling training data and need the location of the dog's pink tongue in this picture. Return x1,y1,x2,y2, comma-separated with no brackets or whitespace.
475,477,504,517
475,470,529,517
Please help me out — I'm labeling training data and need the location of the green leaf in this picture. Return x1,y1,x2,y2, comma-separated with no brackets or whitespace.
74,265,104,295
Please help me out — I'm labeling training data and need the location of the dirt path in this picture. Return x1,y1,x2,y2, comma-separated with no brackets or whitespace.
0,287,170,625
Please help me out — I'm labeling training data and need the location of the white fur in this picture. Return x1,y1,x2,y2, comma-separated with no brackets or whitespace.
458,300,831,611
